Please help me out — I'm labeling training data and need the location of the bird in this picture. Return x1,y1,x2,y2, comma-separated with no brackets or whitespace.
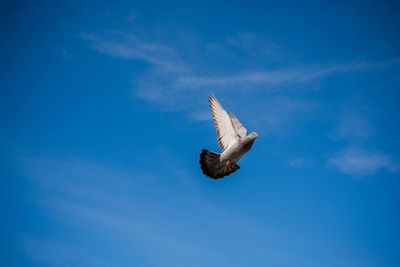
199,93,259,179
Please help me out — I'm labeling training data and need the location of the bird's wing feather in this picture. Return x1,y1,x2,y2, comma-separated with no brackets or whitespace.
209,94,239,152
230,112,247,138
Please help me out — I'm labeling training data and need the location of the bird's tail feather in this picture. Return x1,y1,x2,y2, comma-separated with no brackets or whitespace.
199,149,240,179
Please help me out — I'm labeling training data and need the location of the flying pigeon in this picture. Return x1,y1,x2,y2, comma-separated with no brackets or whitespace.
199,93,259,179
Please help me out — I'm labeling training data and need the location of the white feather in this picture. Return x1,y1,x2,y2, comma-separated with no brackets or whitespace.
230,112,248,138
209,93,240,152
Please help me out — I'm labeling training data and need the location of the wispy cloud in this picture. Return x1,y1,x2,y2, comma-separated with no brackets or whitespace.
173,59,400,91
24,237,108,266
81,32,186,73
80,27,400,147
81,30,399,115
186,110,211,121
326,106,399,177
21,155,225,265
327,147,395,176
22,152,287,266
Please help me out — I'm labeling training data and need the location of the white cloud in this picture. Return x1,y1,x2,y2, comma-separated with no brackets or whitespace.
186,110,211,121
21,155,221,265
81,30,400,132
327,147,394,176
81,32,186,73
22,153,280,266
24,237,108,266
82,31,399,109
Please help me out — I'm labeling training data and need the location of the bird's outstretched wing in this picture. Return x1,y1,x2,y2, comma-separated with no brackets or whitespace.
209,93,239,152
230,112,247,138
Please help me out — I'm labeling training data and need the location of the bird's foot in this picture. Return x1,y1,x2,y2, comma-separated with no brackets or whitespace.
226,160,234,166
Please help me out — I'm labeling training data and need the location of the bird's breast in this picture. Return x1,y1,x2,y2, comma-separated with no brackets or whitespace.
220,140,253,163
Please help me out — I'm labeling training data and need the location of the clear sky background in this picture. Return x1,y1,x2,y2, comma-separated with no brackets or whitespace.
1,1,400,266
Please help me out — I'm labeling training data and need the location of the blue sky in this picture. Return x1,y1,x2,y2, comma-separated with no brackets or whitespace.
1,0,400,266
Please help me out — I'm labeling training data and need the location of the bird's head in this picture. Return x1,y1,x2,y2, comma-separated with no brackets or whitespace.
248,132,259,140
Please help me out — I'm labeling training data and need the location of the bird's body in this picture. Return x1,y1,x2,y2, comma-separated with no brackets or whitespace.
220,137,256,164
199,94,258,179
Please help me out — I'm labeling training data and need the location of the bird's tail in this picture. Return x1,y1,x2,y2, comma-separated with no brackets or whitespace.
199,149,240,179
